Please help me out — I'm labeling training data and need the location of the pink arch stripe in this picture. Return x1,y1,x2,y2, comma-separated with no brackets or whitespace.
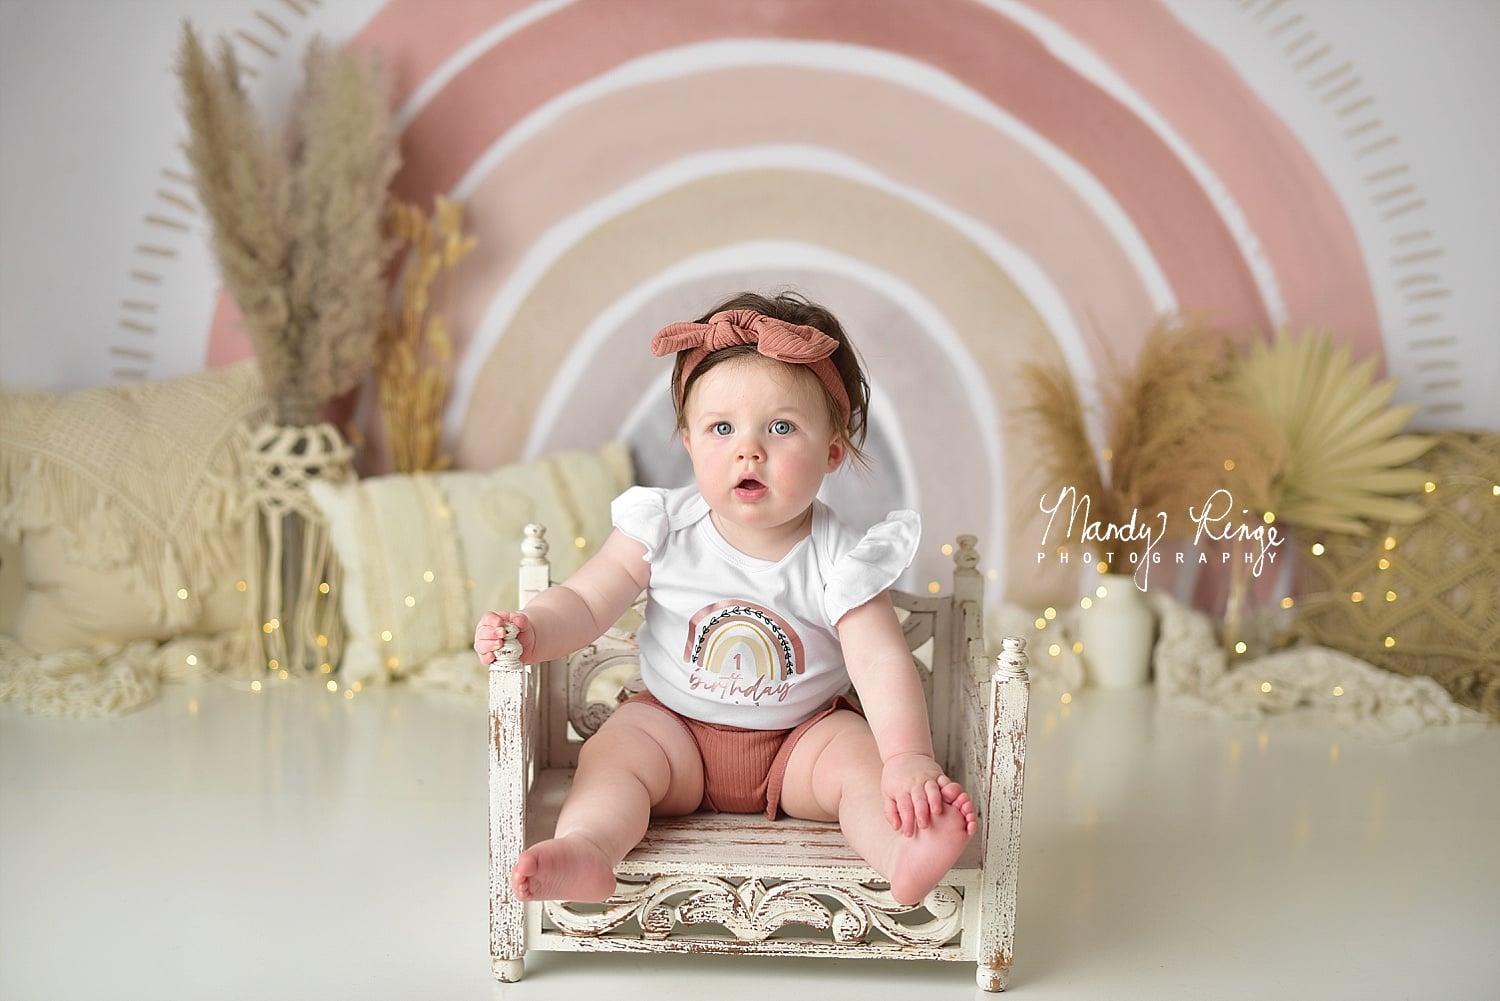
363,0,1270,331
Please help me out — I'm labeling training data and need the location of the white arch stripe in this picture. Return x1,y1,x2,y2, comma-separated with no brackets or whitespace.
390,0,581,131
446,144,1115,455
442,38,1174,315
982,0,1288,328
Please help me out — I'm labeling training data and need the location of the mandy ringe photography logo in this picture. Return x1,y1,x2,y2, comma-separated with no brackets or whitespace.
1037,486,1284,591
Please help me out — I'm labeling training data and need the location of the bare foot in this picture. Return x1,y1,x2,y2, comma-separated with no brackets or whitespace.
885,803,974,905
939,777,978,835
511,835,618,902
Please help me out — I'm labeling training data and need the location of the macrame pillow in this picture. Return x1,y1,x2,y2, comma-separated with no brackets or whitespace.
1290,430,1500,720
0,362,268,654
308,440,634,685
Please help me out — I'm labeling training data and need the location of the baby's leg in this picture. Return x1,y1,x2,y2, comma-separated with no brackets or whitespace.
777,711,972,906
513,701,703,902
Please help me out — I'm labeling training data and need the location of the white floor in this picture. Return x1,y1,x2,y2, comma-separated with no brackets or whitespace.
2,676,1497,1001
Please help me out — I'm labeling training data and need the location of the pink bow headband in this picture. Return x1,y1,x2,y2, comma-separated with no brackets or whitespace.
651,309,852,428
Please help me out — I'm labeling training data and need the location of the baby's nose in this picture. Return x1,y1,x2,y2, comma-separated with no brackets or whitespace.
737,436,764,461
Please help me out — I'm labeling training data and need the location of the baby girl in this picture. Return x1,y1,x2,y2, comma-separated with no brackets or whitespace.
475,291,975,906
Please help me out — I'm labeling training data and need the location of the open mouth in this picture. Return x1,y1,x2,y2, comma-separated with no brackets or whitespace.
733,477,768,500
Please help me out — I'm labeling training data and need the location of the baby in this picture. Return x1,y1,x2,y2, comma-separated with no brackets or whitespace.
474,291,975,906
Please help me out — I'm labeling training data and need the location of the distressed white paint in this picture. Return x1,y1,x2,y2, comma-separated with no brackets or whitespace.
488,526,1031,989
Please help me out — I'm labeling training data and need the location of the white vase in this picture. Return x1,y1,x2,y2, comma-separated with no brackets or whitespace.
1079,572,1155,688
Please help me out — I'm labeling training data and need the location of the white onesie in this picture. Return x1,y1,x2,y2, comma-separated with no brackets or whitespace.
610,485,920,730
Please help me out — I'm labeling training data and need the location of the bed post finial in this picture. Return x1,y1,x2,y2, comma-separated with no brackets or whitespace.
954,534,980,572
995,636,1029,680
522,524,549,566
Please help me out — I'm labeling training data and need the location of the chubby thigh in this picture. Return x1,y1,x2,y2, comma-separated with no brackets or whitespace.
580,700,707,817
774,709,881,822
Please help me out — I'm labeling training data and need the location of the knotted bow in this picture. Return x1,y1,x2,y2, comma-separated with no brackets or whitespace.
650,309,851,427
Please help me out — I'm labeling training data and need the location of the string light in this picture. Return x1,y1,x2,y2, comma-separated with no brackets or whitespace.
1044,607,1057,620
1423,481,1436,493
1280,597,1295,609
1262,511,1276,525
927,581,941,595
1384,635,1396,648
1048,643,1062,657
1098,562,1111,575
1351,591,1364,603
319,582,330,595
404,595,416,607
1034,617,1047,631
940,543,954,556
1311,542,1325,556
268,659,279,671
250,680,262,693
1060,692,1073,705
1095,584,1109,599
1223,459,1236,471
236,580,248,592
1260,681,1273,694
1332,686,1345,697
320,663,333,674
327,680,338,693
380,630,393,642
176,588,189,600
316,634,328,648
1072,641,1084,654
423,570,435,583
1383,536,1397,551
1080,596,1093,610
1235,641,1248,655
987,569,999,581
185,654,198,667
1385,590,1397,602
574,536,587,549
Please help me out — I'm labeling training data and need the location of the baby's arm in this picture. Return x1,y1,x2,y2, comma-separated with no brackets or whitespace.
838,592,978,838
475,529,650,665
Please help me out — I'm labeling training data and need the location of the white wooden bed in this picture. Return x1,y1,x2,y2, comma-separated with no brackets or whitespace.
488,524,1030,990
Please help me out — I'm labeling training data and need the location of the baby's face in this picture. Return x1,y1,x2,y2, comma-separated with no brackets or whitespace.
681,354,844,547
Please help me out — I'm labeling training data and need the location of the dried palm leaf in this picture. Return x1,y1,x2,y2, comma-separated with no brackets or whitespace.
1229,329,1434,535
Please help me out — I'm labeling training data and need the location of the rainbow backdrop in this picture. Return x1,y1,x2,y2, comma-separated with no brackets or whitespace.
204,0,1379,604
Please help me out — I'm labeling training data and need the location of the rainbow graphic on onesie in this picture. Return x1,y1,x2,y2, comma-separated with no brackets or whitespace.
684,600,805,685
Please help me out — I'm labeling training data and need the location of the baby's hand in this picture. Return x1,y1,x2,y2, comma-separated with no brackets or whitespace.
881,753,978,837
474,610,533,665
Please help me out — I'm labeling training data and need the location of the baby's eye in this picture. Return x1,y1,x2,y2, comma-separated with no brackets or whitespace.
769,419,795,436
711,421,734,436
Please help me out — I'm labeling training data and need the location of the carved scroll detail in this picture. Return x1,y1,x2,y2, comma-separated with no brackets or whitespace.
543,876,964,947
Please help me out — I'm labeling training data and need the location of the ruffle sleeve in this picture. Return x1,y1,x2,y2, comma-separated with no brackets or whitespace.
610,486,670,562
823,509,921,625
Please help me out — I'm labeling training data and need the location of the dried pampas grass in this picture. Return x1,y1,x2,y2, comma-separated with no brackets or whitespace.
177,25,400,426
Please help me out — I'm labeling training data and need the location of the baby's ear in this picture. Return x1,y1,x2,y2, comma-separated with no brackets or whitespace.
826,437,846,472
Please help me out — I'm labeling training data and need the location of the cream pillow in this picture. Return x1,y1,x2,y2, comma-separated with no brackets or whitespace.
0,363,267,654
309,441,633,685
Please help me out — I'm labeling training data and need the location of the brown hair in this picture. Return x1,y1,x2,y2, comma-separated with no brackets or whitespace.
668,291,871,462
